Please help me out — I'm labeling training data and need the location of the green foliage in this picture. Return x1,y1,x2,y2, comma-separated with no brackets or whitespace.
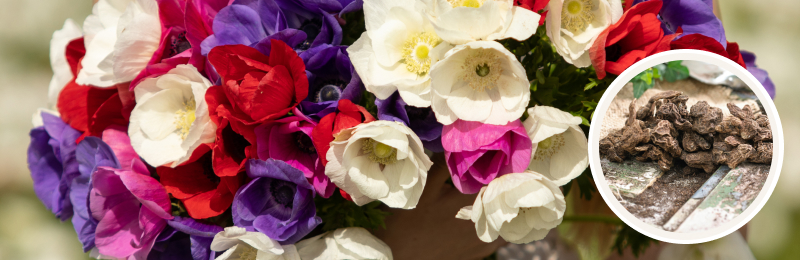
661,60,690,82
611,224,658,257
562,168,596,200
315,191,390,231
341,10,367,46
632,61,690,98
500,26,615,131
631,67,660,99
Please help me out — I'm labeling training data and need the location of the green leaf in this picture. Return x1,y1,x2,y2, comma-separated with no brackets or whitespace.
584,80,598,91
612,224,658,257
632,79,652,99
315,191,390,231
662,60,690,82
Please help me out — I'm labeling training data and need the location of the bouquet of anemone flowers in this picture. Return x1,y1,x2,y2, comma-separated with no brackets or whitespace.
27,0,775,259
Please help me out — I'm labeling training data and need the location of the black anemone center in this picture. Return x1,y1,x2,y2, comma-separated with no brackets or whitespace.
605,44,622,62
298,19,322,50
169,32,192,57
405,106,432,122
222,126,251,163
200,154,220,184
294,132,316,154
270,180,296,208
317,85,342,102
314,79,346,103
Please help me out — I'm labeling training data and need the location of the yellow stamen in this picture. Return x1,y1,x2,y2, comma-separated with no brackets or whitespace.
174,99,196,140
561,0,595,33
460,49,503,92
362,138,398,165
448,0,486,8
402,32,442,76
237,246,258,260
533,134,566,161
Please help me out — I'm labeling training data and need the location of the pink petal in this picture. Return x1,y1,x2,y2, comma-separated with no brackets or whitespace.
118,170,173,220
102,126,148,172
94,198,142,258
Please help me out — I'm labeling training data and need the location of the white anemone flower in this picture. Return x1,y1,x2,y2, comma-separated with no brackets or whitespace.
325,120,433,209
523,106,588,186
128,65,216,167
456,171,566,244
211,226,300,260
347,0,453,107
423,0,540,45
430,41,530,125
296,227,393,260
48,19,82,107
545,0,622,67
77,0,160,87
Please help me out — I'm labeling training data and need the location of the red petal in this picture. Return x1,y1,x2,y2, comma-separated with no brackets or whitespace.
57,82,118,133
158,163,217,200
208,45,273,82
65,38,86,76
312,112,335,166
268,39,308,105
88,93,128,137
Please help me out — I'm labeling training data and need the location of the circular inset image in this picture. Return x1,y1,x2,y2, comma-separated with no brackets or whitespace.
588,50,784,244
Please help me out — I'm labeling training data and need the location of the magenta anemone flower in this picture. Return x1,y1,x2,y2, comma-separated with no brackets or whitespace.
254,110,334,198
89,126,173,259
442,120,532,194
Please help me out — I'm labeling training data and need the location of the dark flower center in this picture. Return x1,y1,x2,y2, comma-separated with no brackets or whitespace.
200,153,220,184
405,105,432,122
222,126,251,163
317,85,342,102
169,32,192,57
314,79,346,103
605,44,622,62
298,19,322,50
294,132,316,154
270,180,296,208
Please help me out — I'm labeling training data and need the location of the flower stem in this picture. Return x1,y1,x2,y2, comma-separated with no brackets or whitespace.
562,215,624,225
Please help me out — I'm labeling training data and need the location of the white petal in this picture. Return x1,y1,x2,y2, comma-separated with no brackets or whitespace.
334,228,393,259
48,19,83,107
446,85,492,122
112,0,161,83
432,1,505,44
456,206,473,220
371,19,408,67
397,80,432,108
546,126,588,186
498,6,539,41
349,156,391,200
363,0,417,32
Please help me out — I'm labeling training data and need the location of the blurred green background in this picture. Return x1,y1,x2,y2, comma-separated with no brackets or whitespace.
0,0,796,259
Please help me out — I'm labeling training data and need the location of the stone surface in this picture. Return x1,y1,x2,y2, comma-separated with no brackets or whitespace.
675,163,770,233
602,159,663,199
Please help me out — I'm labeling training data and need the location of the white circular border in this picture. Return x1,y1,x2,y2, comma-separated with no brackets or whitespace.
588,50,784,244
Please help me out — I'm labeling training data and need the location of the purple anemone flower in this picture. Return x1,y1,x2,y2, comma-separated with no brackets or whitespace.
298,45,364,121
632,0,726,47
28,111,81,221
255,113,336,198
72,136,121,252
375,92,443,152
148,217,224,260
741,51,776,99
232,159,322,244
200,0,344,55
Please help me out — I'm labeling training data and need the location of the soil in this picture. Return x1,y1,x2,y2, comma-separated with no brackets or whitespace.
612,161,712,226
